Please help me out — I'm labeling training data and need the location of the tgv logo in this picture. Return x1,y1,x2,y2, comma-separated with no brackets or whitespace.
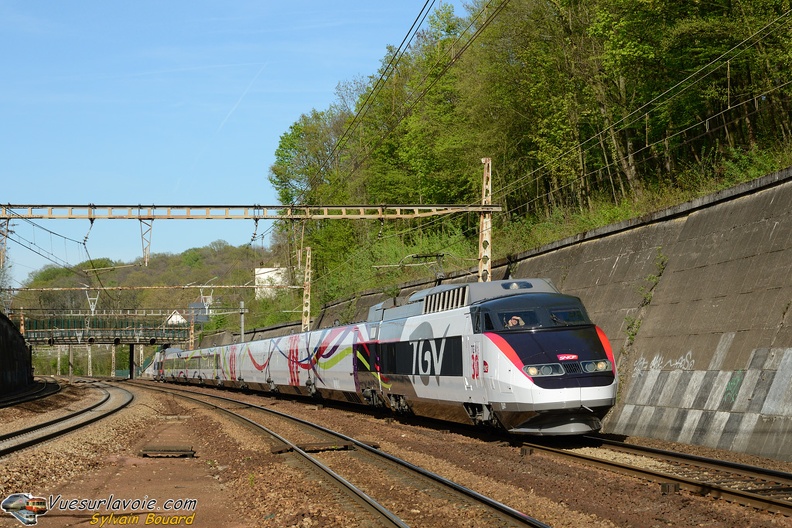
411,338,446,375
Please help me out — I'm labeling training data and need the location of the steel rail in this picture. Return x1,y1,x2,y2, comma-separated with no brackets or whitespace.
133,381,551,528
0,390,110,443
587,435,792,484
135,383,409,528
0,384,134,458
0,378,59,409
524,441,792,517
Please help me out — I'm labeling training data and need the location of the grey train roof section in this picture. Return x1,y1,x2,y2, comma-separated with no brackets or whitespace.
367,279,559,323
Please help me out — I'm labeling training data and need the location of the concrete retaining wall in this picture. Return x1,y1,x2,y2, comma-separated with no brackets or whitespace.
315,166,792,461
593,170,792,461
0,311,32,394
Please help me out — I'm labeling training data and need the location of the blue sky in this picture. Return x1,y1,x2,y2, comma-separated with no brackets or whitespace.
1,1,465,287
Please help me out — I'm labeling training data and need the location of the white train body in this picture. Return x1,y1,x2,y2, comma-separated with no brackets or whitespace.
147,279,617,435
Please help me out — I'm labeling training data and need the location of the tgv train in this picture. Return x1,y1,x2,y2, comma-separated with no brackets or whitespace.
146,279,617,435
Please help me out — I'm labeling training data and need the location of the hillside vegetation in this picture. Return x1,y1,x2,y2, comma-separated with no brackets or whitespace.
268,0,792,304
10,0,792,334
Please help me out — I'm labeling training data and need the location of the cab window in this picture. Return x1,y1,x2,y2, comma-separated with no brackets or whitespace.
500,311,539,329
549,308,586,325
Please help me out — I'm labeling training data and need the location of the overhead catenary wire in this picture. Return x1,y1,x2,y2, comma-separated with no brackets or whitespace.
492,7,792,205
506,78,792,221
323,0,511,199
6,233,83,277
312,4,791,291
309,0,513,287
386,5,792,228
300,0,439,200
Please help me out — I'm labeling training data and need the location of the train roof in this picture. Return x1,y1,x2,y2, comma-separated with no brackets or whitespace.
367,279,559,322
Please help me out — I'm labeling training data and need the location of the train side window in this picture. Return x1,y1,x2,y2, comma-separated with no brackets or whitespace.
484,313,494,331
471,310,495,333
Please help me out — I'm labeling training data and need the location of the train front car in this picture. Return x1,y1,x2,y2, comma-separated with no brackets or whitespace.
475,280,617,435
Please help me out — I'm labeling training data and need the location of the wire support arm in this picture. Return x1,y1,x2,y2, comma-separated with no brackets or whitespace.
1,204,502,221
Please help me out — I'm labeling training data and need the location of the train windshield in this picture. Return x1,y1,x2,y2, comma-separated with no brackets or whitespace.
473,293,592,333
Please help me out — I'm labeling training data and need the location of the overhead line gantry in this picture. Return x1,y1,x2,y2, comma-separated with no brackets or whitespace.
3,160,499,330
1,201,500,278
0,203,500,220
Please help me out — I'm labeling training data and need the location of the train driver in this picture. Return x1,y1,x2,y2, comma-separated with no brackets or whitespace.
506,315,525,328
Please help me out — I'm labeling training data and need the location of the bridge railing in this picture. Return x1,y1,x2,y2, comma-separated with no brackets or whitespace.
25,327,189,345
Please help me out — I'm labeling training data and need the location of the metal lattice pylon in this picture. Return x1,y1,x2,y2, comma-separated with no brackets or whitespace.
0,219,8,269
301,247,311,332
478,158,493,282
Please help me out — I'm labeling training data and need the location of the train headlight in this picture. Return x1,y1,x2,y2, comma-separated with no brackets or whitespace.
523,363,564,377
581,360,611,372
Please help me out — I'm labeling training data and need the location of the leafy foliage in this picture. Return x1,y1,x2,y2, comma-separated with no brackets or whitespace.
14,241,283,332
265,0,792,305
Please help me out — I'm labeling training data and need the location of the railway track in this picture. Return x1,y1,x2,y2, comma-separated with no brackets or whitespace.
523,436,792,517
131,380,551,528
0,377,60,409
0,382,134,458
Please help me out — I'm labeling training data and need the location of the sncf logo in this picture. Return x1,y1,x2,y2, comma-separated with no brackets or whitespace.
557,353,578,361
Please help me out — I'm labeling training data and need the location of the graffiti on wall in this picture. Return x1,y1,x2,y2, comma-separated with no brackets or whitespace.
632,351,696,378
722,370,745,404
